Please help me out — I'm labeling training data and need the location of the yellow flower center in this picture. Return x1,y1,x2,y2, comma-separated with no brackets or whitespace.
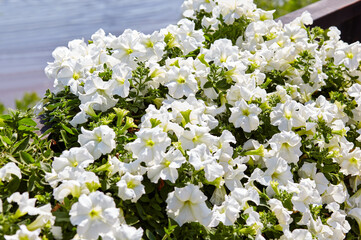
284,111,292,120
164,160,171,167
146,140,155,147
271,172,280,179
126,48,133,55
347,52,354,59
90,67,96,74
117,78,125,85
242,108,250,116
73,72,80,80
260,14,267,21
146,40,154,48
177,76,186,84
71,160,78,167
281,142,290,149
350,157,358,165
127,180,136,189
89,207,102,219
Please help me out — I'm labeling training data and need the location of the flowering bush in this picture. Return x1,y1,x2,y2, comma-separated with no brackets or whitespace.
2,0,361,239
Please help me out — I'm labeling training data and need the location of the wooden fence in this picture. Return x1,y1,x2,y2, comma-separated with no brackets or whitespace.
278,0,361,43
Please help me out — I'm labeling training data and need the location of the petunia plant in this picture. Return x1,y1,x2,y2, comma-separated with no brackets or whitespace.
2,0,361,239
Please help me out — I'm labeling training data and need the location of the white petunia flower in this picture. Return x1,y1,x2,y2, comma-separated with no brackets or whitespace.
229,99,262,132
53,180,90,202
70,101,97,127
291,179,322,213
270,100,306,131
262,157,293,187
110,63,132,98
336,147,361,176
230,187,260,209
182,0,214,18
165,66,198,98
147,148,186,183
0,162,22,181
4,225,41,240
79,76,118,112
243,207,264,239
139,31,165,62
334,42,361,71
210,195,241,227
110,29,146,66
224,163,247,191
203,38,240,68
78,125,116,160
52,147,94,173
280,229,312,240
166,184,212,226
176,19,205,54
116,173,145,202
102,224,144,240
322,183,348,204
69,191,120,240
298,162,317,179
268,198,293,230
348,83,361,103
179,123,218,150
51,226,63,240
52,168,99,201
348,208,361,234
326,203,350,235
268,131,302,164
27,204,56,231
188,144,224,182
214,130,236,167
7,192,38,215
125,127,171,165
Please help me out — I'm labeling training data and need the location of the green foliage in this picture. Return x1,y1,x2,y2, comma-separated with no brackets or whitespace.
254,0,320,18
15,92,41,111
0,91,40,114
0,110,53,237
203,16,250,48
0,102,5,115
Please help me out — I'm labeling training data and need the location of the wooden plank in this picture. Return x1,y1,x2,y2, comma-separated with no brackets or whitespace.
278,0,361,27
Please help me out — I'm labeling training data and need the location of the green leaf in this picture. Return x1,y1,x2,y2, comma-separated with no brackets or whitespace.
203,81,213,89
12,136,30,153
0,135,11,148
20,151,35,163
7,175,20,193
60,130,69,147
28,173,36,192
135,202,147,220
146,229,156,240
215,79,230,90
61,123,75,135
18,125,37,131
18,118,37,127
53,211,71,223
151,203,162,211
126,215,140,226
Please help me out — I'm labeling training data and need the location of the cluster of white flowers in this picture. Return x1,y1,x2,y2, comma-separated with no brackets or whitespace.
6,0,361,239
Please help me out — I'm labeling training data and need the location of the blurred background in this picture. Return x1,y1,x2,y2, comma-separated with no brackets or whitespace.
0,0,318,112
